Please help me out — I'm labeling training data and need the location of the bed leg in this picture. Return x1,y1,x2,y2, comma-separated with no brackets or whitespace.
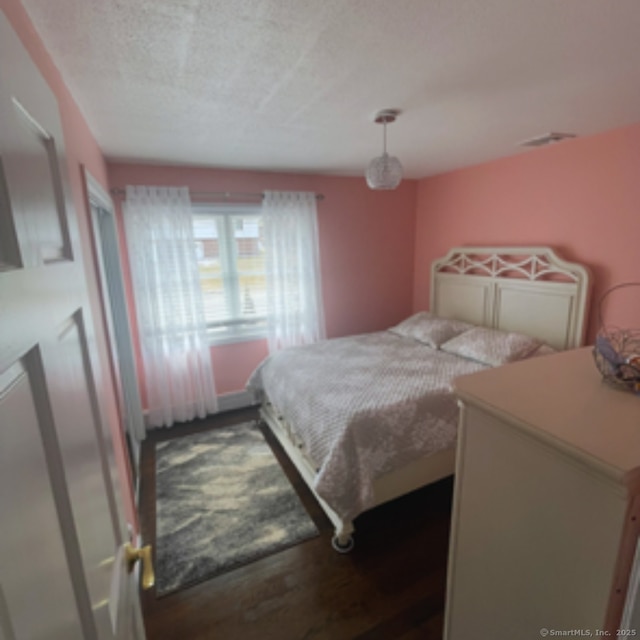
331,523,355,553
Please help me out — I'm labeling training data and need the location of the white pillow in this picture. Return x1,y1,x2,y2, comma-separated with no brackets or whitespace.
440,327,542,366
388,312,474,348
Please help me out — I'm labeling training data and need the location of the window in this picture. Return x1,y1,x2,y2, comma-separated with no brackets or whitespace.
192,203,267,343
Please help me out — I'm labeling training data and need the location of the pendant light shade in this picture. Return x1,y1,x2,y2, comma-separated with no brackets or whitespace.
366,109,403,190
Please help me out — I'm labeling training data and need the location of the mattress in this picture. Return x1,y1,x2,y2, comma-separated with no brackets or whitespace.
247,331,488,522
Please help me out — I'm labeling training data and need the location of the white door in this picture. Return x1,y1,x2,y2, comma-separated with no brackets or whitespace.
0,11,147,640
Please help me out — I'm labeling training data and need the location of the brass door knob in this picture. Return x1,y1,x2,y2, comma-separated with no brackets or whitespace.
125,543,155,590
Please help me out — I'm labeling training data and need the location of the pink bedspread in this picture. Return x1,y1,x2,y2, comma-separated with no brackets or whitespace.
247,332,487,523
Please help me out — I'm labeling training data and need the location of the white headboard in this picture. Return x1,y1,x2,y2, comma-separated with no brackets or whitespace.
430,247,591,349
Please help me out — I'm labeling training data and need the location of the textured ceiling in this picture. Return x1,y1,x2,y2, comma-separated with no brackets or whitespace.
19,0,640,178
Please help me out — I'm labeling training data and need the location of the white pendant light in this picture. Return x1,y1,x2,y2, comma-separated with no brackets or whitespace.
366,109,403,190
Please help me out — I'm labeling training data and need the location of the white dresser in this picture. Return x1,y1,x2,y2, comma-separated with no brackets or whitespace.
445,348,640,639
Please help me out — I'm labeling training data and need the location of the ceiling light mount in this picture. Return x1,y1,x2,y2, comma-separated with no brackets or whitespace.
366,109,403,190
373,109,401,125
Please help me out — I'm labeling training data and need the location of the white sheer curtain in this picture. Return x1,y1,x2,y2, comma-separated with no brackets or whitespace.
263,191,326,352
123,186,218,428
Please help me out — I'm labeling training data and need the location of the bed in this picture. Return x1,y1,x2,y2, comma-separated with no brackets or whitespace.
247,247,591,551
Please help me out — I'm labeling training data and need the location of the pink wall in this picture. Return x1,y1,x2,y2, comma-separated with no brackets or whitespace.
1,1,137,530
108,163,418,397
413,122,640,343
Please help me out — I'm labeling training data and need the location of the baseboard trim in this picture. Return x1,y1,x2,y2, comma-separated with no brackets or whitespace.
142,391,256,430
217,390,257,413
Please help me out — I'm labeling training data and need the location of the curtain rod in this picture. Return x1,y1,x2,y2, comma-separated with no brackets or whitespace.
109,188,324,201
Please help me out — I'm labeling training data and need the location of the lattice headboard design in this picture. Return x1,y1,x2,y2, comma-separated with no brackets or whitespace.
430,247,591,349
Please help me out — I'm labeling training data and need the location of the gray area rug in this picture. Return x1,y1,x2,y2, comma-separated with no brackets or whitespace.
155,421,319,596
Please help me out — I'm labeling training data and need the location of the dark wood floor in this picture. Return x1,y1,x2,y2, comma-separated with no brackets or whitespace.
139,408,453,639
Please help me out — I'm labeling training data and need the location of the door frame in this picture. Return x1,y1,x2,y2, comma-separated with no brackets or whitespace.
83,168,145,495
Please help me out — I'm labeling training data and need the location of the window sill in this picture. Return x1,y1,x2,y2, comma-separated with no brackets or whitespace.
207,331,267,347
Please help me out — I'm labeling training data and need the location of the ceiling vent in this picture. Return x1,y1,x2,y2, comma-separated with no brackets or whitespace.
520,132,577,148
